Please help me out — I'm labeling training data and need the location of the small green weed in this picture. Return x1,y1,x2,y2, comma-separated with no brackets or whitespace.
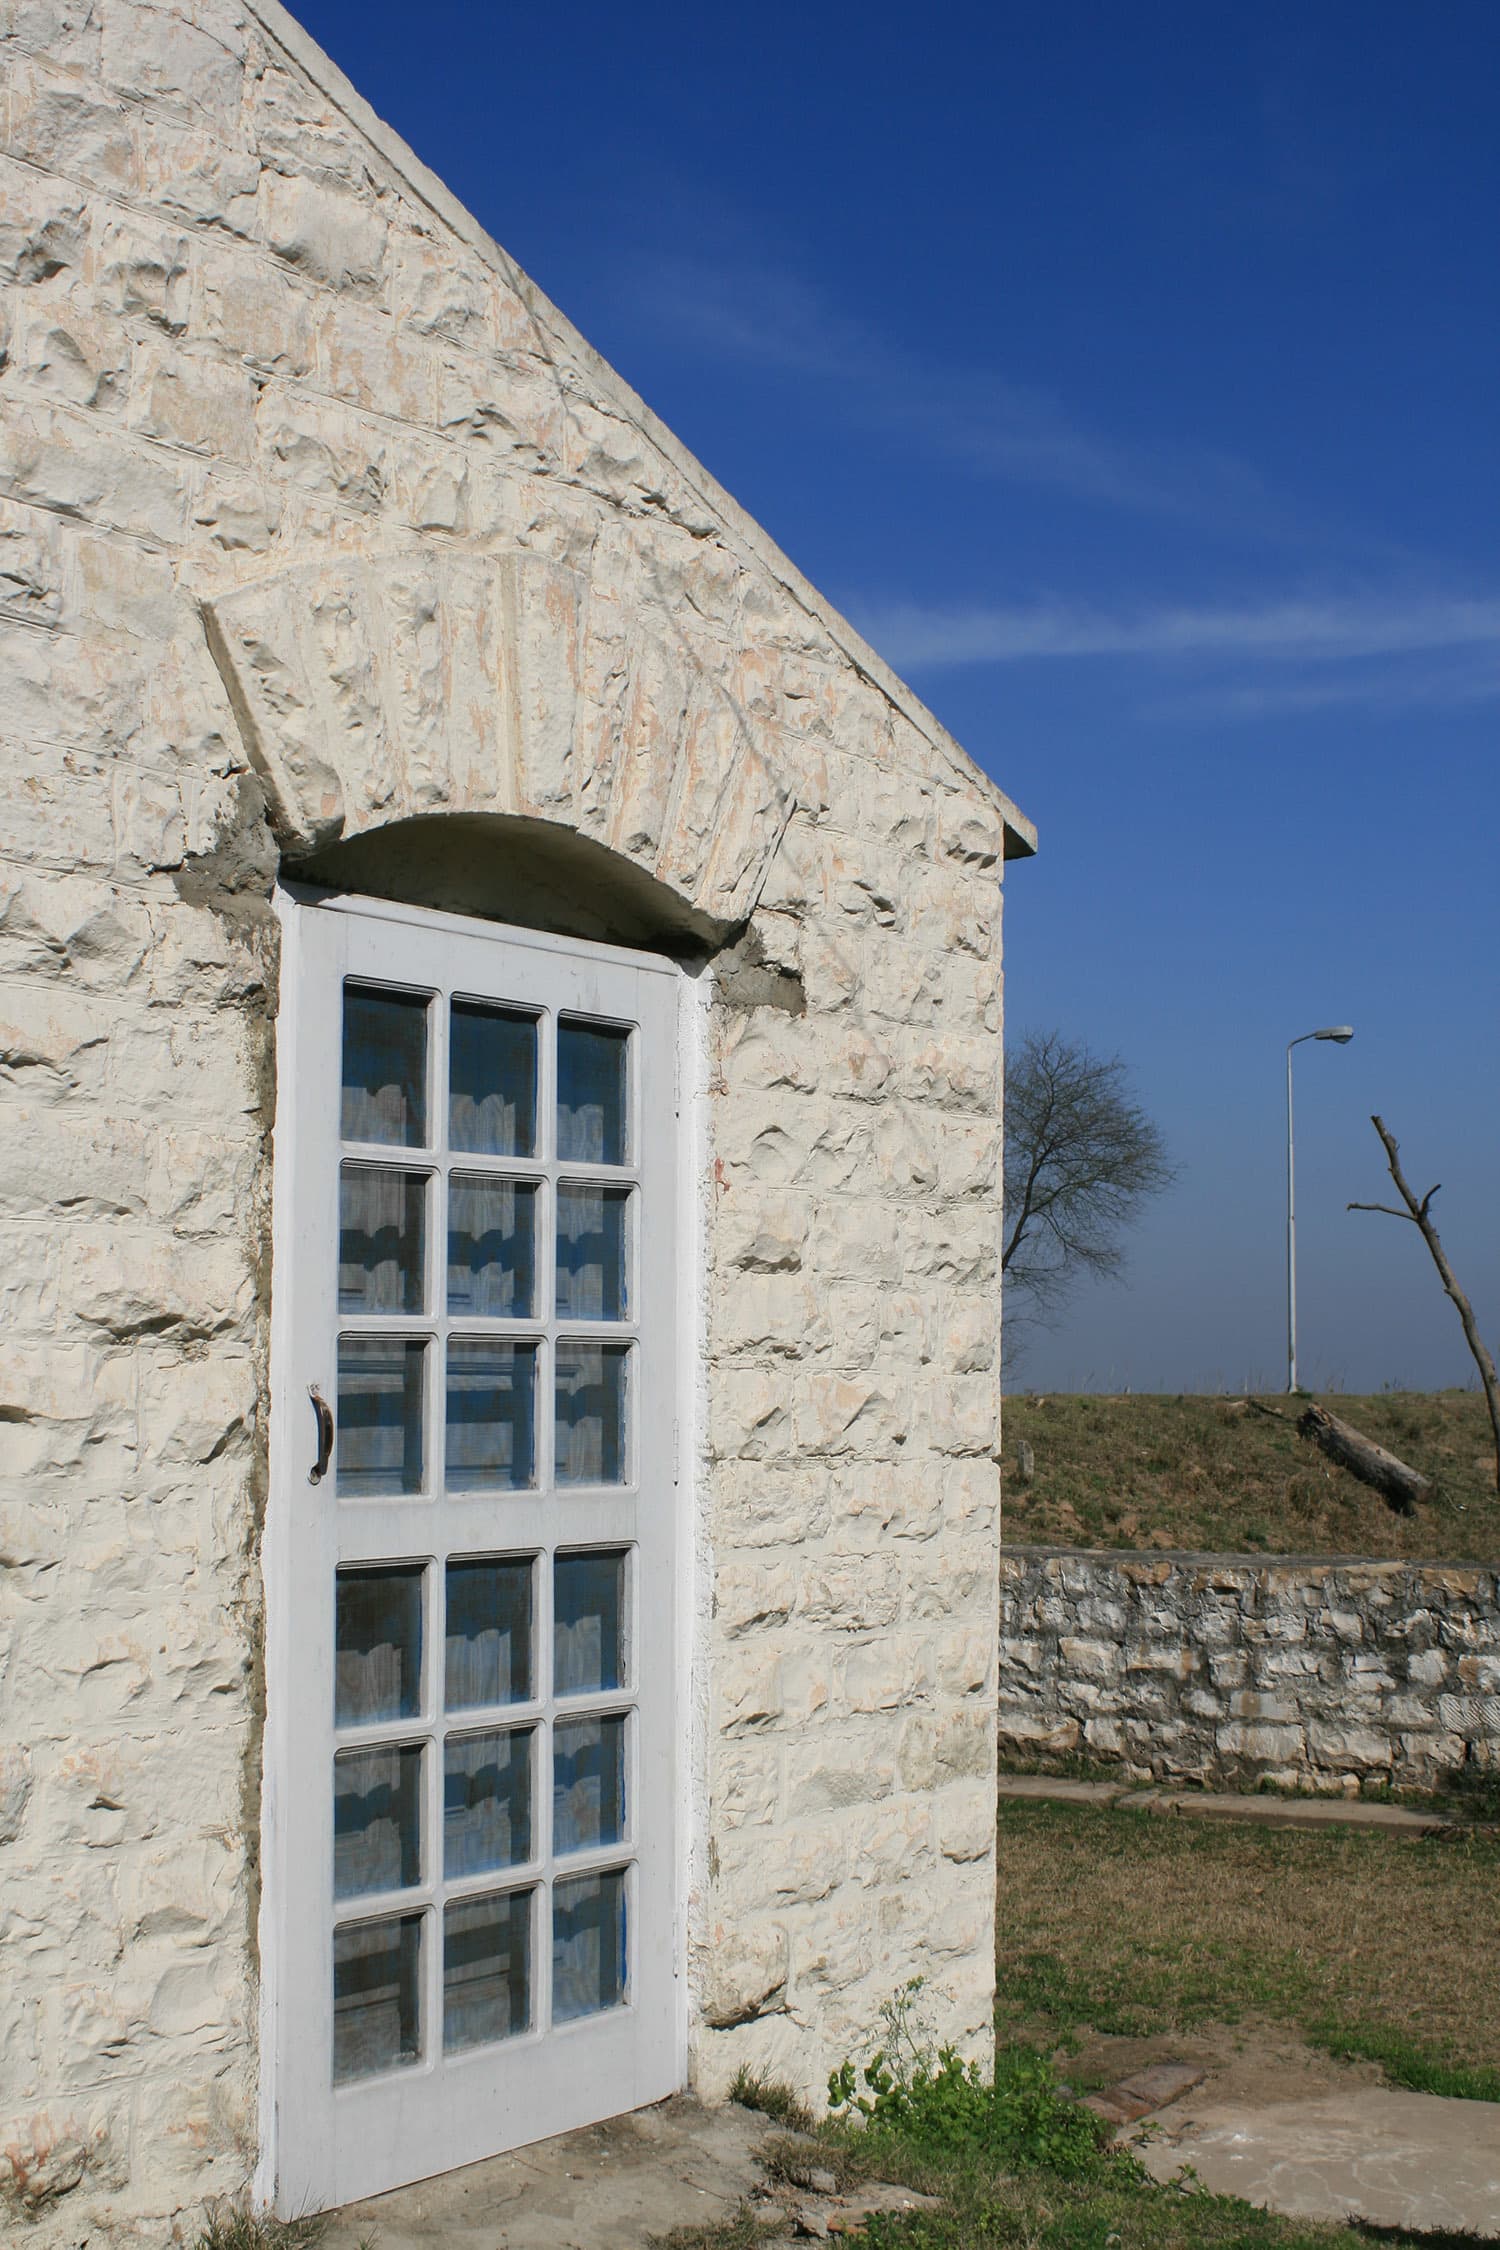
726,2063,817,2134
829,2040,1122,2180
827,1983,1124,2184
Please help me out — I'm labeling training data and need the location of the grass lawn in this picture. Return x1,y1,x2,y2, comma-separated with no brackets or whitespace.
996,1799,1500,2100
1001,1390,1499,1560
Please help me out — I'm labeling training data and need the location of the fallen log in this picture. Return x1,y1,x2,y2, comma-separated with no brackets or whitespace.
1296,1402,1428,1516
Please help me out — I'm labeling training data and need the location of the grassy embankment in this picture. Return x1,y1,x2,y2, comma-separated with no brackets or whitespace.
1001,1389,1498,1560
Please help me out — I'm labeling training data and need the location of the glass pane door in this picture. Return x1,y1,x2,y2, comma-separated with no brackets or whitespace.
267,895,681,2215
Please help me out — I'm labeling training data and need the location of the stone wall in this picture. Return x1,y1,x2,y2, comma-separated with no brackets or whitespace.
0,1,1024,2236
1000,1547,1500,1793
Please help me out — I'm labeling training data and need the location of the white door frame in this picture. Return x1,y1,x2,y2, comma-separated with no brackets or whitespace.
255,882,702,2214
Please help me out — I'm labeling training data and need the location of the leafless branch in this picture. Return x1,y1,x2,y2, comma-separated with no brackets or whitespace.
1347,1114,1500,1495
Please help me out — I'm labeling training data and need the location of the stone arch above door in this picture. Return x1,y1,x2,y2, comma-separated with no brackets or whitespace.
202,550,794,928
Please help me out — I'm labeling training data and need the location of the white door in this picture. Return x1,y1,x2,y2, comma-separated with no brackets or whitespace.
263,890,683,2214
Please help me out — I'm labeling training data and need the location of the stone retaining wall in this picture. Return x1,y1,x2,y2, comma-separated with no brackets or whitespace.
1000,1546,1500,1793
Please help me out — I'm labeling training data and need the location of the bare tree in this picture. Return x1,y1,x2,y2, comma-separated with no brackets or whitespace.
1348,1114,1500,1496
1002,1031,1175,1337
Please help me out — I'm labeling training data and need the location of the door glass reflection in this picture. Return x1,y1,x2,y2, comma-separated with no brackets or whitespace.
555,1185,630,1321
557,1021,628,1164
444,1890,531,2052
448,1176,537,1318
333,1743,422,1899
333,1913,423,2082
444,1728,533,1877
554,1343,629,1486
446,1556,533,1709
553,1715,626,1856
339,1167,427,1314
446,1340,537,1491
336,1565,424,1727
552,1868,627,2022
342,987,428,1148
337,1338,425,1497
450,1003,537,1157
554,1551,624,1697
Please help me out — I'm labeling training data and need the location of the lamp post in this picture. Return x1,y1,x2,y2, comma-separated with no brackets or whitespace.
1286,1026,1354,1394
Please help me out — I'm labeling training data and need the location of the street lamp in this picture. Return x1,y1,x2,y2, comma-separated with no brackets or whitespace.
1286,1026,1354,1394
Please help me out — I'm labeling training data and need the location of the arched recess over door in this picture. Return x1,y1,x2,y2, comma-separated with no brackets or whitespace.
201,548,795,943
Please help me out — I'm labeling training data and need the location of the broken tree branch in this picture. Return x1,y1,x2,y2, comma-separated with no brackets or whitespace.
1348,1114,1500,1497
1296,1401,1428,1516
1244,1392,1424,1514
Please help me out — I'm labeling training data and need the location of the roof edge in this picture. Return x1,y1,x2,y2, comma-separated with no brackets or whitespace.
241,0,1037,862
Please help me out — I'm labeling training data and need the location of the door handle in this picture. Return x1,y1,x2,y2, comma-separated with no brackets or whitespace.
307,1385,335,1484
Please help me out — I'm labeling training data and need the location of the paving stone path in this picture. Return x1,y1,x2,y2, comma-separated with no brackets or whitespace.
1137,2085,1500,2235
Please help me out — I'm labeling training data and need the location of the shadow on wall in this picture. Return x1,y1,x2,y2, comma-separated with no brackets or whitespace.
291,812,727,957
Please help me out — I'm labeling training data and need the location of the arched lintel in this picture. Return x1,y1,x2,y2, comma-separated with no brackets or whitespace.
201,547,794,939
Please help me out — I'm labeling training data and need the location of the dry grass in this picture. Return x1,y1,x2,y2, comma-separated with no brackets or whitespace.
996,1799,1500,2096
193,2205,326,2250
728,2065,817,2134
1002,1391,1498,1560
649,2207,777,2249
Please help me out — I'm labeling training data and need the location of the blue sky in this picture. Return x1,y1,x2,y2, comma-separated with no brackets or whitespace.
299,0,1499,1393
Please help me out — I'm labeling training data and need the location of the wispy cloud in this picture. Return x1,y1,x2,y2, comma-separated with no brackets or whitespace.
839,591,1500,716
1145,645,1500,720
626,254,1296,533
846,591,1500,674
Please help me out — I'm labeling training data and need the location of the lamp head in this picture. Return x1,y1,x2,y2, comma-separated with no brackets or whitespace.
1315,1026,1355,1044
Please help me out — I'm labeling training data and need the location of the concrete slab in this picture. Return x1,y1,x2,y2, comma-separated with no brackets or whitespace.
319,2096,771,2250
1138,2087,1500,2235
1148,1791,1450,1834
995,1776,1126,1806
997,1774,1456,1834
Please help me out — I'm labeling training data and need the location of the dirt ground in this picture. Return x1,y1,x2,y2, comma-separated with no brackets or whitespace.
1061,2018,1386,2110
